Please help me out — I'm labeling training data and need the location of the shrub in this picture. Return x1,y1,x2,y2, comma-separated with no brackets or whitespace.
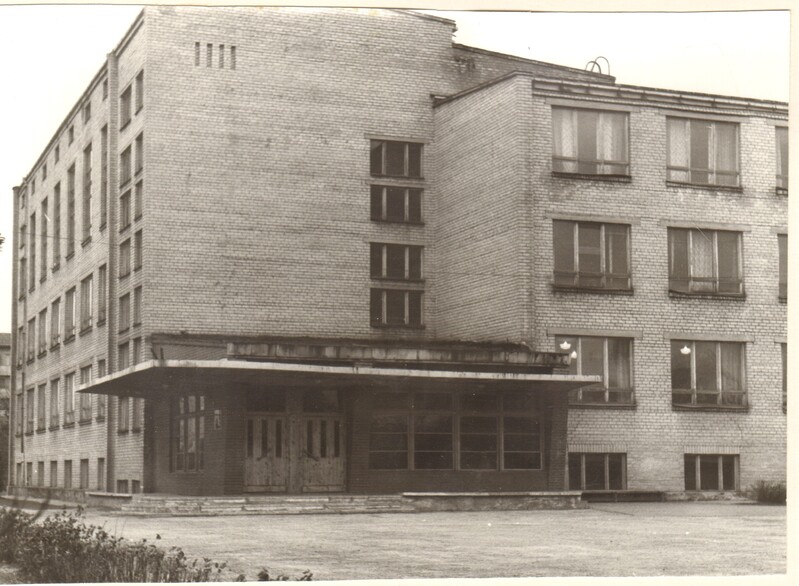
0,507,310,582
749,480,787,505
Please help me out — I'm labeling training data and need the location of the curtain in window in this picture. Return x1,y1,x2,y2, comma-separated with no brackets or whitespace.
607,338,631,390
720,343,743,391
714,122,738,185
599,112,627,173
690,229,715,292
716,231,741,293
604,224,629,288
552,109,577,172
668,118,689,181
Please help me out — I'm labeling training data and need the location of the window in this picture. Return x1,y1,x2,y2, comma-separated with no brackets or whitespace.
370,186,422,223
370,289,423,327
118,341,130,371
79,459,89,489
552,108,629,175
53,183,61,266
67,164,76,257
118,396,129,432
26,462,32,487
16,327,24,367
134,181,143,218
684,454,738,491
68,125,74,145
38,308,47,355
64,372,76,424
65,287,76,340
97,264,107,323
778,234,787,300
80,274,93,331
370,243,423,280
120,146,132,186
27,318,35,361
370,140,422,178
50,297,61,347
135,132,144,173
135,71,144,112
671,340,746,408
119,293,131,332
28,212,36,290
206,43,213,67
120,85,132,128
83,100,91,124
40,199,48,281
120,190,131,229
117,479,129,493
230,46,236,69
776,126,788,192
102,78,108,100
667,118,739,186
782,343,787,411
100,125,108,228
133,286,142,325
369,391,541,471
97,360,107,419
14,391,22,434
219,44,225,68
569,453,627,490
42,163,47,180
119,239,131,277
194,42,201,66
36,384,46,431
37,462,45,487
50,378,60,427
64,460,72,489
25,388,34,433
82,144,92,241
55,144,60,163
79,366,92,422
558,336,634,405
133,337,142,365
134,230,143,269
97,458,105,490
132,396,142,430
553,220,631,290
50,461,58,488
172,395,206,471
668,228,743,295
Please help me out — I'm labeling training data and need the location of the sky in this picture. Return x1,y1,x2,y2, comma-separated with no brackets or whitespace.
0,5,791,334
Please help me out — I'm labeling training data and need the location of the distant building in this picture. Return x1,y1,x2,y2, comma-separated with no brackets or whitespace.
9,7,787,500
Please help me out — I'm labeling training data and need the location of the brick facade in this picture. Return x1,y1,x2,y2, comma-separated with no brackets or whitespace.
9,7,785,499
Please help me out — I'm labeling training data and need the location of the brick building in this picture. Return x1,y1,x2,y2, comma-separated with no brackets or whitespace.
8,7,787,500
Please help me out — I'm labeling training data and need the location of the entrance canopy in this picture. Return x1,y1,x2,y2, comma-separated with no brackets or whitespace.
78,359,600,398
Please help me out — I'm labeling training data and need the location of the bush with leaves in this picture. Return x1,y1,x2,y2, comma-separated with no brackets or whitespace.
749,480,787,505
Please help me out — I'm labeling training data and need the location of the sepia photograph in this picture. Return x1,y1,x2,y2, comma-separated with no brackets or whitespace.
0,2,790,584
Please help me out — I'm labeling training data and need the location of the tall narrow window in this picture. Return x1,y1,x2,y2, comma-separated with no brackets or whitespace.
26,318,35,361
40,198,48,281
119,239,131,277
778,234,787,300
668,228,743,295
557,336,634,405
552,108,629,175
79,366,92,422
370,243,423,280
82,144,92,241
134,230,143,269
120,190,131,229
219,44,225,68
194,42,201,66
206,43,213,67
370,140,422,178
782,343,787,411
135,70,144,112
67,165,76,257
100,125,108,228
64,287,76,340
118,397,129,432
98,264,107,323
133,286,142,325
80,274,93,331
37,308,47,355
671,340,746,408
53,183,61,266
97,360,107,419
135,133,144,174
64,460,72,489
776,126,788,192
120,85,132,128
50,297,61,347
230,45,236,69
83,100,91,123
49,378,60,427
171,395,206,471
18,226,26,297
553,220,631,290
28,212,36,290
64,372,75,424
120,146,132,186
25,389,34,433
36,384,46,431
119,293,131,332
135,181,143,218
667,118,740,186
118,341,130,371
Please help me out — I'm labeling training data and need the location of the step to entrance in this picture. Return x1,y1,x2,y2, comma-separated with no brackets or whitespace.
118,491,583,516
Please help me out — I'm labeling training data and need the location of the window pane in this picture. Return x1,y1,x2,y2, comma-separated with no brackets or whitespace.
668,118,689,181
385,290,405,324
690,120,711,183
695,342,718,392
460,452,497,470
408,190,422,222
684,455,697,490
699,455,719,490
414,415,451,433
370,243,382,277
580,337,604,385
370,185,382,220
669,229,690,291
671,341,692,391
371,415,408,433
600,112,628,171
460,416,497,434
385,142,406,176
373,392,408,410
414,452,452,469
714,122,738,174
385,245,405,279
578,223,602,286
716,231,740,293
407,143,422,177
386,187,405,221
552,108,576,172
719,343,743,391
779,235,787,297
415,392,451,411
568,454,582,490
553,221,575,285
722,456,736,490
608,454,625,490
605,224,629,287
460,392,499,411
584,454,606,490
408,247,422,280
370,289,382,325
607,338,631,391
576,110,598,174
370,141,383,175
408,291,422,326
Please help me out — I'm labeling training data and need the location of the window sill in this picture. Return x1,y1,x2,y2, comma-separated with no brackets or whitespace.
134,213,143,221
371,218,424,226
119,179,131,190
49,425,60,432
39,275,47,284
24,431,34,437
63,334,76,345
119,224,131,234
37,351,47,359
65,251,75,262
100,222,107,232
120,120,131,133
371,277,425,284
131,428,142,434
668,290,746,301
51,263,60,273
370,323,426,330
135,106,143,116
96,416,106,422
672,404,749,413
133,321,142,328
552,171,632,183
28,286,35,294
82,236,92,248
78,418,93,426
50,342,61,351
118,429,130,435
79,325,93,336
135,168,143,177
552,284,634,295
665,180,742,193
776,187,788,196
370,173,424,181
26,357,35,365
568,402,636,410
779,296,787,304
119,327,130,335
119,271,131,280
134,265,143,272
36,427,46,434
97,318,107,327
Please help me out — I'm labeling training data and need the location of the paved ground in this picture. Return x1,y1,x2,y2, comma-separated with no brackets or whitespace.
69,502,786,580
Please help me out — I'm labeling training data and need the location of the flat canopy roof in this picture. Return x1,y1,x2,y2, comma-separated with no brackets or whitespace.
79,359,600,398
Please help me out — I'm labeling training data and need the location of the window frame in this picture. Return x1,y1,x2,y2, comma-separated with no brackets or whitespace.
551,107,630,176
776,126,788,193
369,140,423,179
370,243,423,281
666,117,741,187
552,220,632,291
171,394,206,473
79,365,92,422
568,453,627,491
369,288,424,328
778,234,787,300
684,454,738,491
370,185,423,224
80,274,93,332
668,228,744,296
671,340,747,409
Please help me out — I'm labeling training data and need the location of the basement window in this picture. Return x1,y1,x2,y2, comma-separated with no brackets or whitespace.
684,454,738,491
568,453,627,490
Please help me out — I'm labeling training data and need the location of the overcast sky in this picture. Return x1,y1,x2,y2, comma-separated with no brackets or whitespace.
0,6,791,333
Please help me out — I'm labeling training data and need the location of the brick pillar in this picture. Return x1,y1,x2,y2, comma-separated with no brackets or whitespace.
546,390,569,490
